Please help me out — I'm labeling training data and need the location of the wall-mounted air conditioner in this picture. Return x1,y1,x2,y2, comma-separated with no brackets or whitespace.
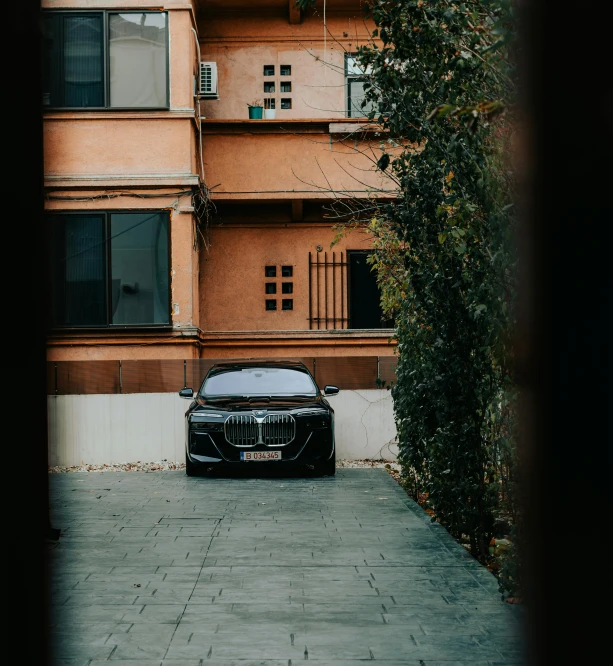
199,62,218,98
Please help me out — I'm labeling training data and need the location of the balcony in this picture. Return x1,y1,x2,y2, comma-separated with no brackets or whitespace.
201,117,398,202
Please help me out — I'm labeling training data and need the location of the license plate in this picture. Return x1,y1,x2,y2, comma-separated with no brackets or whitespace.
240,450,282,461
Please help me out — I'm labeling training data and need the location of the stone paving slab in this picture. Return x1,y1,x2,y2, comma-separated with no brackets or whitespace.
48,468,524,663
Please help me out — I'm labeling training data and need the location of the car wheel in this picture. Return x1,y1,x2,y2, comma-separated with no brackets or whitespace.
185,454,200,477
317,451,336,477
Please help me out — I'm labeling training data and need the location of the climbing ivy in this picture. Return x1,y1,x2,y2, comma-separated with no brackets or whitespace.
348,0,522,598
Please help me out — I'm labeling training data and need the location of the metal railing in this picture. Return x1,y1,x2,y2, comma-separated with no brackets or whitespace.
47,356,397,395
308,251,348,329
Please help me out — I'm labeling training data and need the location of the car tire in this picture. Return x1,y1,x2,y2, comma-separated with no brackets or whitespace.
185,455,200,477
317,451,336,477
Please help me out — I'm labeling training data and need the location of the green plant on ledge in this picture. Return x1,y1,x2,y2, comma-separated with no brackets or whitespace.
294,0,317,9
247,99,263,120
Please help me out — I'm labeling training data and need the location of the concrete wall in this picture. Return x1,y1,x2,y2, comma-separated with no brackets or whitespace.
47,390,398,466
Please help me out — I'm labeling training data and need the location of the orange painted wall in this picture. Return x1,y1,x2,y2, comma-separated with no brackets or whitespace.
42,1,396,362
201,129,396,201
43,2,203,361
199,8,376,120
200,222,379,331
44,118,194,178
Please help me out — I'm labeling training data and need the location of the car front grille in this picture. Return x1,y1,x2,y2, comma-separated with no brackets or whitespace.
224,413,296,447
262,413,296,447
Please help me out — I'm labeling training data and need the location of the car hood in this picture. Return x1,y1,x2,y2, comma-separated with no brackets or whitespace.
190,395,327,412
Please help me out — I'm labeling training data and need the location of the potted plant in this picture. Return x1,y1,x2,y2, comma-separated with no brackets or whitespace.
264,95,276,119
247,99,263,119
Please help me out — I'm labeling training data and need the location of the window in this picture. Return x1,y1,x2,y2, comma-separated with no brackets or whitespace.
280,65,291,76
264,82,275,93
281,266,293,277
280,82,292,93
280,98,292,109
282,282,293,294
282,299,293,311
345,54,375,118
265,283,277,294
265,266,277,277
264,98,276,110
266,300,277,311
307,250,392,329
42,11,168,109
47,212,170,327
263,65,275,76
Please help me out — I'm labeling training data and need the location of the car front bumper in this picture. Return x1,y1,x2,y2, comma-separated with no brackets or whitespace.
187,428,334,465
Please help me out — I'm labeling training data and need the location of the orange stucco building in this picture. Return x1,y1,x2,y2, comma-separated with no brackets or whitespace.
43,0,397,366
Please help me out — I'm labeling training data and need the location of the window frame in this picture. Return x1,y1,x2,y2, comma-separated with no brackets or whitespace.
345,53,373,118
47,210,172,330
42,9,170,111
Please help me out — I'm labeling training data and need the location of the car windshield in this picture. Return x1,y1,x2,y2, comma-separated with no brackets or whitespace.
201,367,317,396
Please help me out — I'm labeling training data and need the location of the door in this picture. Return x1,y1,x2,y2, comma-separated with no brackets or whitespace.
348,251,392,329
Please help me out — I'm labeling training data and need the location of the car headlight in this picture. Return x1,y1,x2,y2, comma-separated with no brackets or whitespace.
299,413,331,429
189,415,225,432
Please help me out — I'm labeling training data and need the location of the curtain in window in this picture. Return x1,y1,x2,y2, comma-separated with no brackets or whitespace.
50,215,106,326
109,13,168,108
63,15,104,107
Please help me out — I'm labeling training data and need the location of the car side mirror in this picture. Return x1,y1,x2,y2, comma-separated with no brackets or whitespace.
323,385,339,396
179,388,194,399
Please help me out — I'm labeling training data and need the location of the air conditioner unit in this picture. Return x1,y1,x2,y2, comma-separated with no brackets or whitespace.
199,62,218,98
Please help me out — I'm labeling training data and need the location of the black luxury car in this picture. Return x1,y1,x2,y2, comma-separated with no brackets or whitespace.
179,360,339,476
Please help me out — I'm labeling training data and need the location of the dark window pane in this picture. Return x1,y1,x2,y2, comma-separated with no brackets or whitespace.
265,266,276,277
63,15,104,107
110,13,168,108
282,282,293,294
282,299,293,310
280,98,292,109
347,80,376,118
280,65,291,76
49,215,106,326
280,82,291,93
266,299,277,310
281,266,293,277
41,14,63,107
265,283,277,294
110,213,169,325
263,65,275,76
264,82,275,93
264,98,276,109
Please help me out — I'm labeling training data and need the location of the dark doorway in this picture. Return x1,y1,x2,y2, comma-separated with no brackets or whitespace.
348,251,393,329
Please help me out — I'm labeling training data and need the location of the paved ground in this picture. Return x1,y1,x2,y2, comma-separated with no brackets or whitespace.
48,468,525,665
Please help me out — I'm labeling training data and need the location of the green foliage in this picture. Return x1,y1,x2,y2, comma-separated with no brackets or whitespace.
294,0,317,10
351,0,522,596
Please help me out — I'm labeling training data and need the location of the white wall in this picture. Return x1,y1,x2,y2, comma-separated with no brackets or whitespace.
47,390,398,467
327,390,398,461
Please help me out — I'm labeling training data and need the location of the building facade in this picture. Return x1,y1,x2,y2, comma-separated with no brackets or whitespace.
43,0,397,365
